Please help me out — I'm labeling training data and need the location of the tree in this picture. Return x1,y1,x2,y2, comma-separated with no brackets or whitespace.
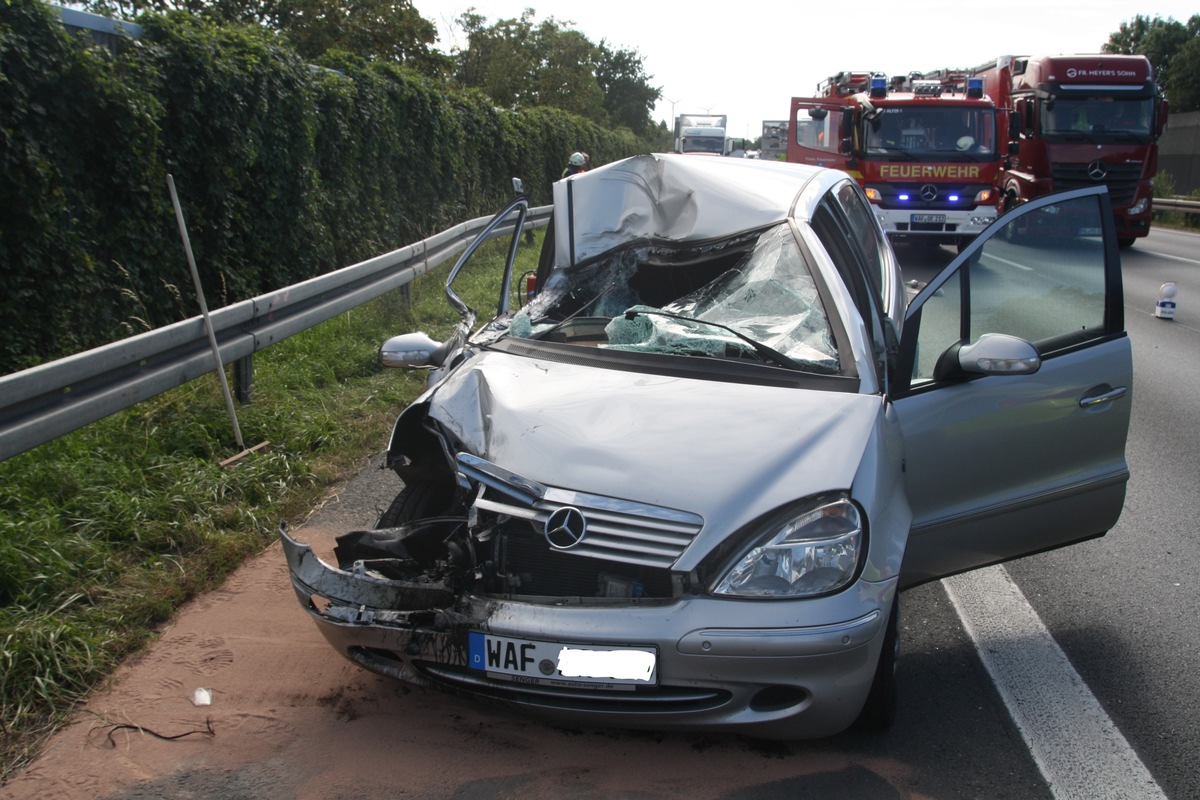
275,0,444,69
1105,14,1200,111
1166,36,1200,112
77,0,449,73
453,9,540,110
596,41,660,134
450,8,658,135
526,20,605,121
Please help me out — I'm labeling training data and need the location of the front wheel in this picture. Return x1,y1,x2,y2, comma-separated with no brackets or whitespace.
854,596,899,731
376,478,455,528
1118,237,1137,249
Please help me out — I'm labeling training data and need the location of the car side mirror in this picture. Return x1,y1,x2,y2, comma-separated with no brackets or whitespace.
379,332,444,368
933,333,1040,381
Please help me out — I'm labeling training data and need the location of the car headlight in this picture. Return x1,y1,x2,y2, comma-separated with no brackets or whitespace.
713,496,864,598
1129,197,1149,215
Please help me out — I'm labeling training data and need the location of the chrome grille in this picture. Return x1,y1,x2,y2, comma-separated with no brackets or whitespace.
458,453,704,569
1051,162,1142,206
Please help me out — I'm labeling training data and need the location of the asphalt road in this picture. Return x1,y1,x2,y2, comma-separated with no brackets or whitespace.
5,226,1197,800
894,225,1200,800
1004,227,1200,799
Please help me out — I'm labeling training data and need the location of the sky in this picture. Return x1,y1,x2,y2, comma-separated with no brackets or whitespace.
412,0,1196,140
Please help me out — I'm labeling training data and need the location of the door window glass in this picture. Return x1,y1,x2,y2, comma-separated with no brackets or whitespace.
910,270,962,383
910,193,1109,386
793,107,838,153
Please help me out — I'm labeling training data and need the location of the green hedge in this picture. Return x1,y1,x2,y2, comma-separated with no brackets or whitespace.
0,1,643,374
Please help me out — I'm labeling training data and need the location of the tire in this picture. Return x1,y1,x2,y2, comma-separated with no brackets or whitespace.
1118,237,1136,250
998,188,1021,217
854,596,899,731
376,479,455,529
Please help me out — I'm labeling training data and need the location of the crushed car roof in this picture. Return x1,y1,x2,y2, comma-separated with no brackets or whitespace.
552,153,830,267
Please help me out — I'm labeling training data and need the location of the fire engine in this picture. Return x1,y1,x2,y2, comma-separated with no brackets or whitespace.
789,70,1001,250
972,54,1168,248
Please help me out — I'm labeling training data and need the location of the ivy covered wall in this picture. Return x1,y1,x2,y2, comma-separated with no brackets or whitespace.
0,0,643,373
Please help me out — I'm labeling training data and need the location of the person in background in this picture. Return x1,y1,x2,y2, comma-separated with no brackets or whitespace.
562,151,587,178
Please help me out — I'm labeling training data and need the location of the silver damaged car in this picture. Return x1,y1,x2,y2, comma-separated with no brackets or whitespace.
281,153,1131,738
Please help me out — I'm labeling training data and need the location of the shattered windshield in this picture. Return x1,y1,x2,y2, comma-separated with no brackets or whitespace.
498,223,840,374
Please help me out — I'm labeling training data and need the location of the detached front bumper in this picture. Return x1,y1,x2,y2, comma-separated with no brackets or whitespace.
280,528,896,739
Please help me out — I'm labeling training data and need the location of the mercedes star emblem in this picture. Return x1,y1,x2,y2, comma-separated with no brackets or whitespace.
545,506,587,550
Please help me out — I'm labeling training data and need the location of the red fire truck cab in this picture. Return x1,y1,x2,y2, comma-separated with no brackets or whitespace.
789,71,1002,251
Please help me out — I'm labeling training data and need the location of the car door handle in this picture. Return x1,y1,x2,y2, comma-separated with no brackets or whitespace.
1079,386,1127,408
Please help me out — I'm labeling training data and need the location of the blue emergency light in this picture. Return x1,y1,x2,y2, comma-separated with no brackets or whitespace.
870,75,887,98
967,77,984,98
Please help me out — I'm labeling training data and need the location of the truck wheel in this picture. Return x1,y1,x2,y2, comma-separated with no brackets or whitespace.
1118,237,1136,249
998,189,1020,218
854,596,899,731
376,479,455,528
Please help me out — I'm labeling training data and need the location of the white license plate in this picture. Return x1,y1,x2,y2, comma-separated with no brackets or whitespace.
911,213,946,224
468,632,657,690
1078,227,1102,235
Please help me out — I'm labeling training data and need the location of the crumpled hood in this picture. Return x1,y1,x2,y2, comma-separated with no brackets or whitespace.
426,349,881,555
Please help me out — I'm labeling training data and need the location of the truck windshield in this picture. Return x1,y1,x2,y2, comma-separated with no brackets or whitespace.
682,135,725,154
1041,97,1154,141
865,106,997,157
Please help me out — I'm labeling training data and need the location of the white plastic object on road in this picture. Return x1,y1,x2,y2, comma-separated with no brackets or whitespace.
1155,281,1177,319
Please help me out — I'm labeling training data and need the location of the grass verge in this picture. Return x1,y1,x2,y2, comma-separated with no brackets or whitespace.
0,229,541,783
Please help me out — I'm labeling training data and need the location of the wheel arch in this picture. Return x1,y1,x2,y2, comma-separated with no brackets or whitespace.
386,402,457,485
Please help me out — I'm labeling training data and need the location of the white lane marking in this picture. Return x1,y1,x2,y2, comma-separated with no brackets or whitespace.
1135,249,1200,266
943,566,1166,800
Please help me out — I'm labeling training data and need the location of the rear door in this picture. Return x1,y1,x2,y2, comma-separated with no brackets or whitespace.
892,186,1131,587
788,97,853,170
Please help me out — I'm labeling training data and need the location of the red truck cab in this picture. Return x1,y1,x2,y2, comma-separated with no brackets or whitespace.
973,54,1168,248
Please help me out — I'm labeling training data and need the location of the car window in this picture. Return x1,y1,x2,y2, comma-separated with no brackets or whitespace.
827,182,886,297
810,186,893,380
906,192,1111,387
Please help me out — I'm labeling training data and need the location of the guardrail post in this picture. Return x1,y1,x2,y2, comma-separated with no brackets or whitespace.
234,355,253,404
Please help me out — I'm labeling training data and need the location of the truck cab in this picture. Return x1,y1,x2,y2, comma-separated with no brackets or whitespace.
789,71,1002,251
975,54,1168,248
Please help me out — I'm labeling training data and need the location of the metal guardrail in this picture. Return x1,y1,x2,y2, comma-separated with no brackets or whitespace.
0,206,551,462
1156,197,1200,214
